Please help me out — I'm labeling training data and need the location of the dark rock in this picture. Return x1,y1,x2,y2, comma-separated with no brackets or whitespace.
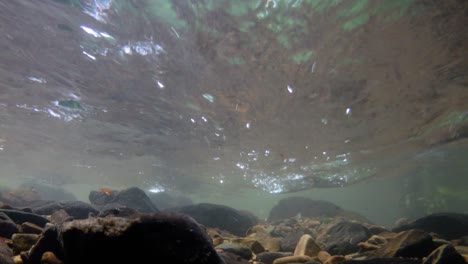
280,230,310,252
28,226,63,264
255,252,293,264
167,203,257,236
393,213,468,240
0,209,49,227
146,192,193,210
98,204,139,218
218,251,250,264
0,218,19,239
41,251,63,264
32,201,99,220
341,258,422,264
268,197,343,222
59,213,223,264
374,229,435,259
89,187,159,213
216,243,253,260
50,209,73,225
19,222,43,234
423,244,467,264
321,221,372,255
0,240,14,264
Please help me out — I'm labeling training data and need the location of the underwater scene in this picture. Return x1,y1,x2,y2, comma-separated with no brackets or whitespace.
0,0,467,263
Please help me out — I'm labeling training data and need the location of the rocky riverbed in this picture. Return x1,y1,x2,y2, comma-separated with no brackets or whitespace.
1,186,468,264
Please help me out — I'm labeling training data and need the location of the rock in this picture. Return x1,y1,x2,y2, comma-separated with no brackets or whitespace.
324,255,346,264
366,225,389,235
281,230,312,252
225,237,265,254
456,246,468,255
32,201,99,220
11,234,39,254
218,251,250,264
294,234,321,257
167,203,257,236
0,209,49,227
0,217,19,239
374,229,435,259
273,255,312,264
0,240,14,264
317,251,331,262
340,258,422,264
256,252,293,264
89,187,159,213
20,181,76,202
27,226,63,264
216,243,253,260
393,213,468,240
0,188,41,207
49,209,72,225
320,221,372,255
41,251,63,264
19,222,43,234
97,204,139,218
59,213,223,264
268,197,343,222
423,244,467,264
146,192,193,210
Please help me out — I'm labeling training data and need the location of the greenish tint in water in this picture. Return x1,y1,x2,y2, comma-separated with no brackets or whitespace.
58,100,83,110
290,50,314,64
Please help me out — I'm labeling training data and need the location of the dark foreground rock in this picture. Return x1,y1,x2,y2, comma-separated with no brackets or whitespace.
393,213,468,240
167,203,257,236
341,258,422,264
0,209,49,227
319,221,372,255
373,230,435,259
89,187,159,213
423,244,467,264
59,213,223,264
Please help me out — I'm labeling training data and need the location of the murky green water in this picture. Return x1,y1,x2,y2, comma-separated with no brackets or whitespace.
0,0,467,225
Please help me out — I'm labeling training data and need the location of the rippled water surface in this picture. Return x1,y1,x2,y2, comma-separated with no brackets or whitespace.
0,0,467,221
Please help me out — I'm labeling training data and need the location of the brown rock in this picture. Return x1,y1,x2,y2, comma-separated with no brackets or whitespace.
11,234,39,254
0,239,14,264
273,255,312,264
19,222,43,234
358,241,381,252
367,235,387,245
317,250,331,262
50,209,71,225
293,234,321,257
41,251,63,264
374,229,435,259
324,255,346,264
229,237,265,254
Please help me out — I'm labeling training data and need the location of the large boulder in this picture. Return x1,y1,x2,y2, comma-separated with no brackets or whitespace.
146,192,193,210
318,221,372,255
89,187,159,213
59,213,223,264
393,213,468,240
167,203,258,236
268,197,370,223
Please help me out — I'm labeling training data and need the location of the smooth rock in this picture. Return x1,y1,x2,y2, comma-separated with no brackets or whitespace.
27,226,63,264
0,240,14,264
49,209,72,225
374,229,435,259
317,251,331,262
456,246,468,255
146,192,193,210
19,222,43,234
218,251,250,264
324,255,346,264
216,243,253,260
393,213,468,240
294,234,321,257
256,252,293,264
341,258,421,264
32,201,99,220
0,219,19,239
423,244,467,264
268,197,343,222
320,221,372,255
281,230,312,252
227,237,265,254
273,255,312,264
11,234,39,254
97,204,139,218
89,187,159,213
0,209,49,227
41,251,63,264
59,213,223,264
167,203,257,236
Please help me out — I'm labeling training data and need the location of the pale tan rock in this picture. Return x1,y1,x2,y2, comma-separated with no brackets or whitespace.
228,237,265,254
367,235,387,245
317,251,331,262
11,234,39,253
293,234,321,257
13,255,23,264
324,255,346,264
273,255,312,264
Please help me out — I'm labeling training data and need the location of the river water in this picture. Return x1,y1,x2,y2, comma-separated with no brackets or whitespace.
0,0,467,224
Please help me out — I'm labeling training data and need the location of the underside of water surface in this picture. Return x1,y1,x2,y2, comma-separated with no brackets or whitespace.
0,0,467,224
